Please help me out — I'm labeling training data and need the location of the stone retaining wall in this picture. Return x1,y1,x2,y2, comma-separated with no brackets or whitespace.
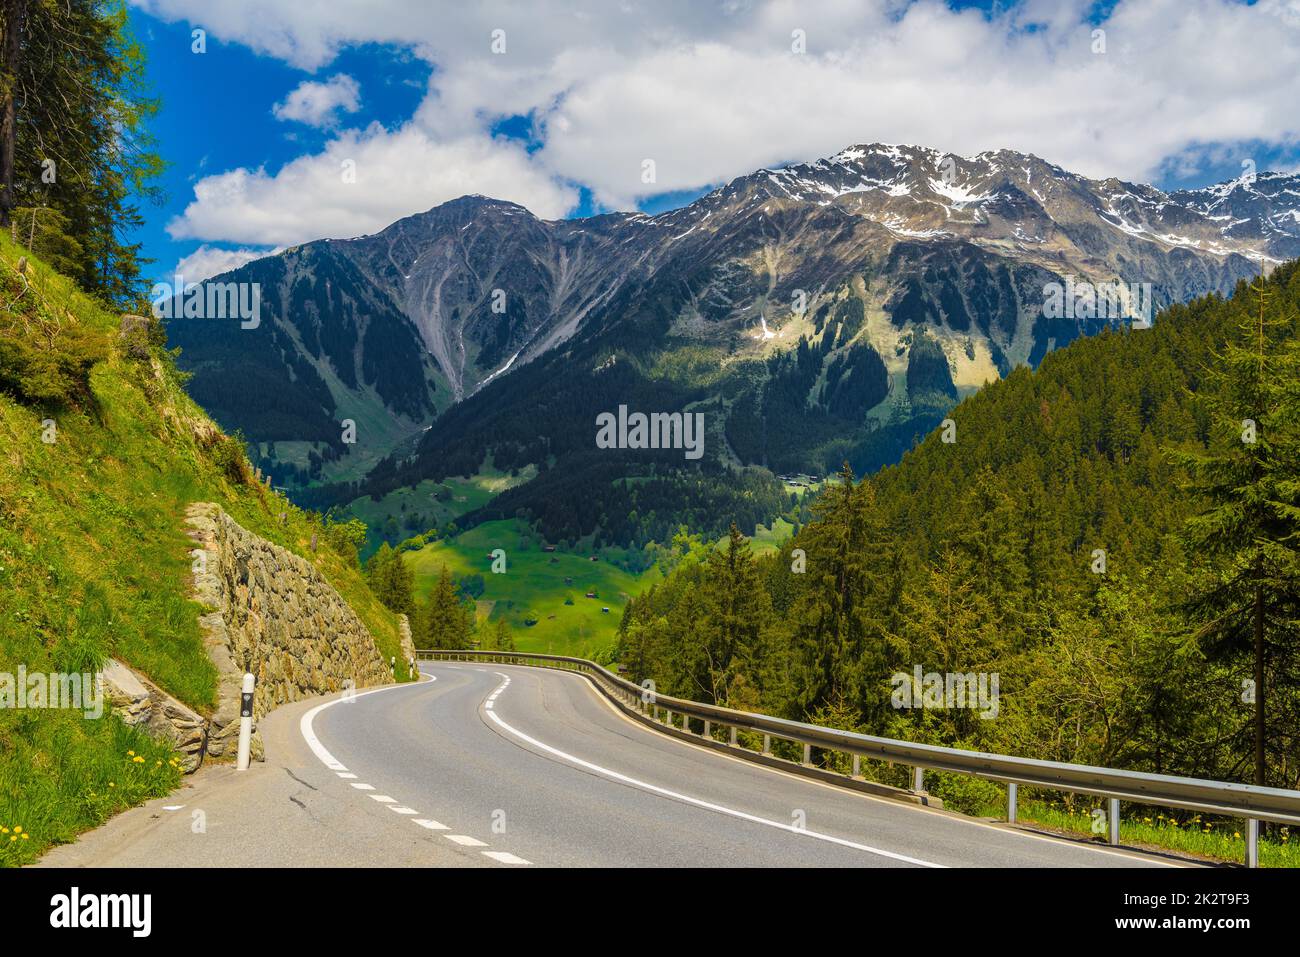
184,503,392,761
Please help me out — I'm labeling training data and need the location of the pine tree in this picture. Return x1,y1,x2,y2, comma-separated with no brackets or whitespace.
1,0,162,304
785,463,893,721
366,543,414,617
416,565,472,650
1174,274,1300,786
689,524,771,705
491,617,515,652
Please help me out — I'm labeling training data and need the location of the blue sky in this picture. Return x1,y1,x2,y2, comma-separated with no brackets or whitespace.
126,0,1300,283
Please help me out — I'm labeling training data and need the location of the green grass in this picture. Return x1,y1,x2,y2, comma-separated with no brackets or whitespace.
0,234,410,865
980,798,1299,868
406,519,648,657
348,464,536,558
713,517,795,556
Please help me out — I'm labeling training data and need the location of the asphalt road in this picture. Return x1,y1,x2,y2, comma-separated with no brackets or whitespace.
39,663,1186,868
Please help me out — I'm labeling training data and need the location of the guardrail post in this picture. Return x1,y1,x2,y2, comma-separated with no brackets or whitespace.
762,734,771,756
729,726,737,747
852,754,861,780
1108,797,1120,845
665,709,672,726
1007,783,1017,823
704,719,711,740
1246,819,1259,868
912,767,924,793
236,673,255,771
802,743,812,767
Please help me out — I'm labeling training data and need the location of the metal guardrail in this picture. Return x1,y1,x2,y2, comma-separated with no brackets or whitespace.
417,648,1300,866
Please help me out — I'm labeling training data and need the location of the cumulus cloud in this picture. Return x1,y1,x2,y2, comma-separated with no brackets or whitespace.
166,124,578,246
138,0,1300,235
173,244,276,281
272,74,361,127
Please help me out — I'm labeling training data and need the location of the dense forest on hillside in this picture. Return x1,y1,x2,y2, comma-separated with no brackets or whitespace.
618,263,1300,808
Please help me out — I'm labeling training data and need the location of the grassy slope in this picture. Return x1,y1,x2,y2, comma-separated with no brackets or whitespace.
347,462,536,558
405,519,645,657
0,236,409,865
405,475,818,652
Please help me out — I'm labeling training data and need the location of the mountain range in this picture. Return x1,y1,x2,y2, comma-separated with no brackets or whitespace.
165,142,1300,542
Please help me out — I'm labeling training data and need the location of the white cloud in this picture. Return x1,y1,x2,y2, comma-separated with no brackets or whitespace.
138,0,1300,236
166,124,578,246
272,74,361,127
173,244,275,281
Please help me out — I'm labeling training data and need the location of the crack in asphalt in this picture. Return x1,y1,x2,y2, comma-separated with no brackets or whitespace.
285,768,319,791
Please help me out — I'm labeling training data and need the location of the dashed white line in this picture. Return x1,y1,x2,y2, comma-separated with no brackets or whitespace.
299,668,532,866
482,851,531,865
445,834,488,847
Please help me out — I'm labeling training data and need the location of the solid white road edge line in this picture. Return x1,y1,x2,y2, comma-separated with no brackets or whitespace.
299,674,436,772
481,674,943,868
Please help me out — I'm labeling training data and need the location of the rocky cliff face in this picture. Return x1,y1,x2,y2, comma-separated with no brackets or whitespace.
161,502,393,765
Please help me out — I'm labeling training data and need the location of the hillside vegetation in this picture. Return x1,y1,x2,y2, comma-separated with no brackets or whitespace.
402,519,645,657
619,263,1300,857
0,236,411,865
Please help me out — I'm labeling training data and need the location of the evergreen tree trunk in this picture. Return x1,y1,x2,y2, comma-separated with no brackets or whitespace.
0,0,28,228
1255,576,1265,786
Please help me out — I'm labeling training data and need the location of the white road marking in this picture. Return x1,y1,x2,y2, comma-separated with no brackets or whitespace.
482,674,942,868
300,668,536,864
445,834,488,847
482,851,531,865
162,805,185,811
299,674,435,772
540,665,1186,869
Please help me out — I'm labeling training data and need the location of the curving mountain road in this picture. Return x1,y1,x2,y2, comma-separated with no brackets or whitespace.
304,663,1177,868
39,663,1186,868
